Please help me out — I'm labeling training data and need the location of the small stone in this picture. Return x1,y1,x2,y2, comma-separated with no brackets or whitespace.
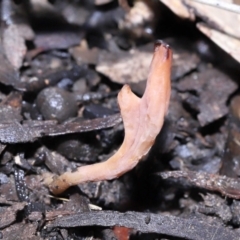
36,87,78,123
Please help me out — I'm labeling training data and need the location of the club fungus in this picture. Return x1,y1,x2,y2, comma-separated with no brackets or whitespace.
48,40,172,194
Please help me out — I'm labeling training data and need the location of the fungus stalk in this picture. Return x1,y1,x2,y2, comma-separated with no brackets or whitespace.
48,40,172,194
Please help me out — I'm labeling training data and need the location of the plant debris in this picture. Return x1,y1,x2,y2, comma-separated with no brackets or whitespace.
177,66,237,126
0,47,23,90
0,200,26,229
0,114,121,143
47,210,239,240
159,170,240,199
1,1,240,239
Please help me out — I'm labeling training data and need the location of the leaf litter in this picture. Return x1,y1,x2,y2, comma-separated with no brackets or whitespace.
0,0,240,239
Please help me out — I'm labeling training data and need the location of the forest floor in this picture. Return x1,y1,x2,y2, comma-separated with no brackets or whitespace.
1,1,240,239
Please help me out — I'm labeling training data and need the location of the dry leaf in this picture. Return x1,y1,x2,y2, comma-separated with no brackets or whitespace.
159,0,240,63
3,25,27,70
97,48,153,84
197,23,240,63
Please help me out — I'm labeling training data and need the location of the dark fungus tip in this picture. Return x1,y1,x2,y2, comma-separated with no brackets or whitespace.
154,40,171,60
155,40,171,49
155,40,162,47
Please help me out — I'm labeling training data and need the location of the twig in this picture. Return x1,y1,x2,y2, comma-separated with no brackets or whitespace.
159,170,240,199
47,210,238,240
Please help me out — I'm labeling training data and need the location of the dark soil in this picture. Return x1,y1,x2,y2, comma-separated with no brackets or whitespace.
1,1,240,239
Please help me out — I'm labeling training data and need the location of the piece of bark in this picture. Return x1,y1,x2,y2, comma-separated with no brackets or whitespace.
0,114,122,143
159,170,240,199
0,46,24,90
1,0,34,69
2,24,27,69
177,66,237,126
39,146,74,175
1,222,40,240
0,202,26,229
0,92,23,123
48,40,172,194
47,210,238,240
198,193,232,223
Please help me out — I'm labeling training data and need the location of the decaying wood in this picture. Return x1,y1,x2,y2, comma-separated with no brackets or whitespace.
160,170,240,199
0,114,121,143
48,40,172,194
48,210,239,240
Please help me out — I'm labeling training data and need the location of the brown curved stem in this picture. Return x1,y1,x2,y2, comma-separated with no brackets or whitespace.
48,40,172,195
